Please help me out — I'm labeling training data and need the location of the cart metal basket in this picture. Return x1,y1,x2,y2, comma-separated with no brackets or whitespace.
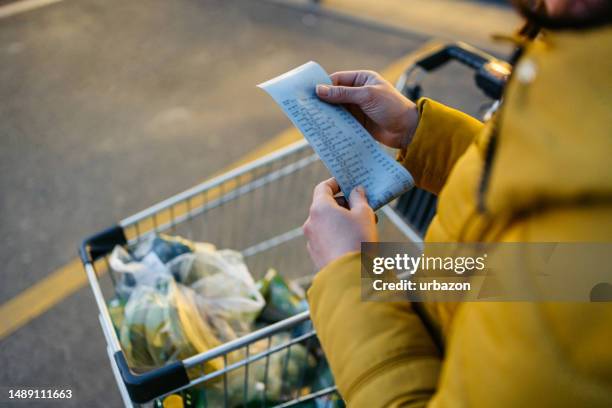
79,139,421,407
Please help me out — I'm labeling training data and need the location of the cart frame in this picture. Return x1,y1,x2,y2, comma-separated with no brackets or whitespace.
79,139,421,407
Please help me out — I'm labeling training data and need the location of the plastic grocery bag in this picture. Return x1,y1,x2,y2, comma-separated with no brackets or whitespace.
119,275,224,374
109,233,265,373
170,245,265,338
109,235,265,337
109,234,197,299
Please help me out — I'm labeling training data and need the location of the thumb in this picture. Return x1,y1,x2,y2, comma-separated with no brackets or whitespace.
316,84,370,104
348,186,369,210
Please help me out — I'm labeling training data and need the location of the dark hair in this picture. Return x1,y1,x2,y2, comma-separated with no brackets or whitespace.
511,0,612,30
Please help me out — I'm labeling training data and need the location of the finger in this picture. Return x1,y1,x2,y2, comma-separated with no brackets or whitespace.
316,84,371,105
348,186,370,211
329,71,376,87
334,195,349,210
313,178,340,202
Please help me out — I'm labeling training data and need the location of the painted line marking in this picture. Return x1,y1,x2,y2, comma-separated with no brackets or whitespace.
0,259,84,339
0,129,303,340
0,56,413,340
0,0,65,19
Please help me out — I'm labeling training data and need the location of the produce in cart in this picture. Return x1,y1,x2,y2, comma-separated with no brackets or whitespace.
108,234,264,371
107,233,328,406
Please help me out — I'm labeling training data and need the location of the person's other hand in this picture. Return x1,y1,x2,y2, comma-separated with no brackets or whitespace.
316,70,419,149
303,178,378,270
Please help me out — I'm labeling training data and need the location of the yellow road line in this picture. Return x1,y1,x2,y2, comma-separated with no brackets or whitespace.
0,259,84,339
0,129,302,341
0,58,409,340
0,0,65,19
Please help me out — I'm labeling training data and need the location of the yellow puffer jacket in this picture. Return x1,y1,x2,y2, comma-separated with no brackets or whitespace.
308,26,612,407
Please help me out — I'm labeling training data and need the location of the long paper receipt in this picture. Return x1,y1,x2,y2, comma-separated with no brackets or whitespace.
258,61,414,210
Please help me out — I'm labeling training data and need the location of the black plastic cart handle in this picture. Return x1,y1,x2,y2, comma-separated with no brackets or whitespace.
401,41,511,101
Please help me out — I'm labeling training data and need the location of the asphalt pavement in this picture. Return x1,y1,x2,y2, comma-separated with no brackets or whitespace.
0,0,505,406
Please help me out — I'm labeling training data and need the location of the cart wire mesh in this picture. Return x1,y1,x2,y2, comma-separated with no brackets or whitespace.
81,139,421,407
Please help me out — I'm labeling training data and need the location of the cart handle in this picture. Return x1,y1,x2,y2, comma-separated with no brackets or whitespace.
399,41,511,100
79,224,127,264
114,351,190,404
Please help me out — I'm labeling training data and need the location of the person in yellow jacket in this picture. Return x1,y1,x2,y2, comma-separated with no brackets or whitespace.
302,0,612,406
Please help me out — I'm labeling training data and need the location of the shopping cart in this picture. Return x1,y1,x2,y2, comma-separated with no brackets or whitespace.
393,40,510,235
79,139,421,407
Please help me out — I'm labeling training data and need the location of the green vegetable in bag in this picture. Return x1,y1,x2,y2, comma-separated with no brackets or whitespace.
120,289,157,370
119,276,225,374
209,333,316,406
108,297,126,336
256,269,308,324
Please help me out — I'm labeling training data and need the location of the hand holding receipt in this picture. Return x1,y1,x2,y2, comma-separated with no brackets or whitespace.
258,61,414,210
